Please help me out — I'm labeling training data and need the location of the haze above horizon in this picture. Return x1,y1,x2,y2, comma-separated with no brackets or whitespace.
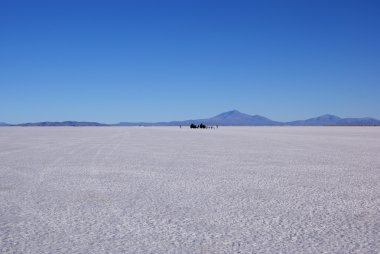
1,0,380,123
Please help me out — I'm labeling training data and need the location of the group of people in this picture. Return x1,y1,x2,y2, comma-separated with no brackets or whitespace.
179,124,218,129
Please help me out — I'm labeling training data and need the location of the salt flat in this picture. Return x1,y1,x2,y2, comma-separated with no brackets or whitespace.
0,127,379,253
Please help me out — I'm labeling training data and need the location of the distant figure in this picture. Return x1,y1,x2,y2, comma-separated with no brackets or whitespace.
180,125,182,128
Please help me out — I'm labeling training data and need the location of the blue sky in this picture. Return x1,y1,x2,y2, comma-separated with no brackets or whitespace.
1,0,380,123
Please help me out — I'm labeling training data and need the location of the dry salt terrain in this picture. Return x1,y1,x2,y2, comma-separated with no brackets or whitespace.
0,126,379,254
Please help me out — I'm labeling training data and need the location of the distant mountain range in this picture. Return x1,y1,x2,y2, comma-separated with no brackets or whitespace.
286,114,380,126
116,110,380,126
115,110,280,126
8,121,107,127
2,110,380,126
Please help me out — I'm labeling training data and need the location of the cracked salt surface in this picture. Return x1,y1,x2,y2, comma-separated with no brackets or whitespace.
0,127,379,253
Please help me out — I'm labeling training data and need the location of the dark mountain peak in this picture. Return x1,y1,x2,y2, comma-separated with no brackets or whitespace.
315,114,341,120
211,109,252,120
251,114,270,119
206,110,279,125
214,110,245,118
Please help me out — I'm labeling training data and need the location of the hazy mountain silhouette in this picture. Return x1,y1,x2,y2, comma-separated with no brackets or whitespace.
287,114,342,126
2,110,380,126
201,110,280,126
116,110,380,126
287,114,380,126
116,110,280,126
16,121,108,126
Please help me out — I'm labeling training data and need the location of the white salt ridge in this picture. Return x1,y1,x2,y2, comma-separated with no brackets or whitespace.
0,127,379,253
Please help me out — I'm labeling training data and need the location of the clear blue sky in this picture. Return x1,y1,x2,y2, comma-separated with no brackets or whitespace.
1,0,380,123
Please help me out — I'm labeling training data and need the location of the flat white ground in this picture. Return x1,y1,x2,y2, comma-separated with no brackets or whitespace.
0,127,379,253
